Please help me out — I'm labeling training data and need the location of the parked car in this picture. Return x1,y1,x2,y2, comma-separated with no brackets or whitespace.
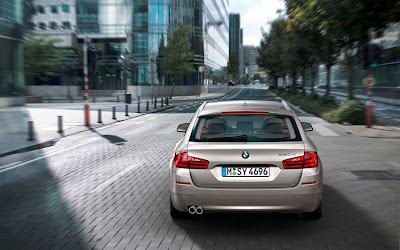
228,80,236,86
170,100,323,219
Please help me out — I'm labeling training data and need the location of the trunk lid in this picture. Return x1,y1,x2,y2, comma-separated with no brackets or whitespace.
188,141,304,188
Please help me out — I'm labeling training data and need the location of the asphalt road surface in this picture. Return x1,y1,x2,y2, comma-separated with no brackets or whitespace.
1,86,399,249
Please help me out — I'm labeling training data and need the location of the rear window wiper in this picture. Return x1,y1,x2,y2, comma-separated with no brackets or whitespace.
204,135,248,142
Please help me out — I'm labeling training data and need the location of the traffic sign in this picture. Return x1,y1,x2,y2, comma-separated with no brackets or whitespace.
363,76,375,87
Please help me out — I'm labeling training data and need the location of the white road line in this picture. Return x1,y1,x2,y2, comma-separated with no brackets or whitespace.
0,138,99,174
312,125,340,137
89,164,137,194
388,161,400,168
0,161,22,171
178,109,184,111
149,117,157,120
123,121,145,124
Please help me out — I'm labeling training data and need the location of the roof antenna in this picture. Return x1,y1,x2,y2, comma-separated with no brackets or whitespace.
241,101,248,107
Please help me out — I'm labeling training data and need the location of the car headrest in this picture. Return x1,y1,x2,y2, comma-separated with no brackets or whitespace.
265,123,283,133
263,117,283,128
236,121,254,132
208,123,225,134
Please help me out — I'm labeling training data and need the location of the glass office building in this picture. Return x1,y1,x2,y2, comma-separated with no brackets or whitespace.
0,0,25,96
76,0,229,87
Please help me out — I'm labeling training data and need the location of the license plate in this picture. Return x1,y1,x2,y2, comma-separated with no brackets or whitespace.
222,167,270,177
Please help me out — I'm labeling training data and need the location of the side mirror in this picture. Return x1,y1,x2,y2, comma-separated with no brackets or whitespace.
302,122,313,132
177,123,190,132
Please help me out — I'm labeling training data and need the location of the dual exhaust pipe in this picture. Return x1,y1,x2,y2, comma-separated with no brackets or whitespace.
188,205,203,215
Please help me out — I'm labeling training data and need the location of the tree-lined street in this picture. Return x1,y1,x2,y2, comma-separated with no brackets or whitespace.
1,86,398,249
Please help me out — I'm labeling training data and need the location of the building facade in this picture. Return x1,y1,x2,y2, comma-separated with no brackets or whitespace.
74,0,229,88
29,0,78,48
229,13,241,80
0,0,25,100
243,45,259,79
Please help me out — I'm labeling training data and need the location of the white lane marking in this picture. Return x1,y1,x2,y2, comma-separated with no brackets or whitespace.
89,164,137,194
123,121,145,124
149,117,157,120
312,125,340,136
178,109,184,111
388,161,400,168
0,138,99,174
0,161,22,171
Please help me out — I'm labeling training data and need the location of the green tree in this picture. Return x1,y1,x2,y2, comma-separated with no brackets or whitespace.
24,34,73,83
161,22,195,98
288,0,400,98
228,53,239,79
257,18,289,86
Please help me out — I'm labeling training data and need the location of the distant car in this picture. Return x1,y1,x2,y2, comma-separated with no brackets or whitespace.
216,82,223,86
170,100,323,219
254,80,260,85
228,81,235,86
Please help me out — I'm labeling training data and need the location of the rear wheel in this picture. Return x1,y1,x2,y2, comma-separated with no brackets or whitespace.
302,201,322,220
170,198,188,219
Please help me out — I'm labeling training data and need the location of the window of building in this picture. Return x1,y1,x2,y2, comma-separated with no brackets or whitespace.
39,22,46,30
28,22,36,30
50,22,58,30
61,4,70,13
50,5,58,14
62,21,71,30
37,5,45,14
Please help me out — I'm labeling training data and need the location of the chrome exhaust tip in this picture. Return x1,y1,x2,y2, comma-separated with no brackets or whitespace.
188,206,196,215
195,206,203,215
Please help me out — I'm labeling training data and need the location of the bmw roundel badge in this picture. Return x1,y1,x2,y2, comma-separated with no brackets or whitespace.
242,151,249,159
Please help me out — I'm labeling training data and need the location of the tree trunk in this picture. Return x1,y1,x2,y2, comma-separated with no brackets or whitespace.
169,81,176,99
310,70,314,93
292,70,297,89
325,64,331,96
345,52,355,99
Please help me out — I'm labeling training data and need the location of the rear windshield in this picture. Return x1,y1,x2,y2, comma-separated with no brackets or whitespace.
190,114,302,142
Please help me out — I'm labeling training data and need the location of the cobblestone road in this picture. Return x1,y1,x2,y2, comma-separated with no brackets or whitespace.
0,87,399,249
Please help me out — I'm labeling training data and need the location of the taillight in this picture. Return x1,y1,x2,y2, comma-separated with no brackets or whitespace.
174,152,209,169
282,156,304,169
304,152,318,168
282,152,318,169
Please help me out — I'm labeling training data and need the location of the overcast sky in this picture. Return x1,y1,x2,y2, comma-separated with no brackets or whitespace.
229,0,286,47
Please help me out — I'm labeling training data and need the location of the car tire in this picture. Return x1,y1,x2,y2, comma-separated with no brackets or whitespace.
302,201,322,220
170,198,188,219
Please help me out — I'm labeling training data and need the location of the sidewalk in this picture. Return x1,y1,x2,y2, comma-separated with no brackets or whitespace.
306,87,400,106
338,124,400,139
0,89,237,157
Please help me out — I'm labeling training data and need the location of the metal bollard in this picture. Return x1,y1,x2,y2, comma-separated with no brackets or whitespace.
166,97,169,106
28,121,34,141
137,101,141,113
98,109,102,123
146,101,149,111
112,107,116,120
154,98,157,109
125,105,129,116
137,96,140,104
161,98,164,107
57,116,63,134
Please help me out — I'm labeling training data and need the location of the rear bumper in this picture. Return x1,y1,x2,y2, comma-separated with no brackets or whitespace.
171,182,322,213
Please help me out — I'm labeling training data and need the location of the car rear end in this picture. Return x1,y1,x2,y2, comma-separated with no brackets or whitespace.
169,101,322,217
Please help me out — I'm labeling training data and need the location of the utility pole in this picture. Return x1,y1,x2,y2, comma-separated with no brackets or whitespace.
83,37,90,127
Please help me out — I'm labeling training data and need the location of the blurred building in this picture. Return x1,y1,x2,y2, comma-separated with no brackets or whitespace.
28,0,228,89
229,13,240,80
0,0,25,106
243,45,259,80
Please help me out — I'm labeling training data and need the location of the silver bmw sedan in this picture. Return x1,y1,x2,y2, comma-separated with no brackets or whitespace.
169,100,323,219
